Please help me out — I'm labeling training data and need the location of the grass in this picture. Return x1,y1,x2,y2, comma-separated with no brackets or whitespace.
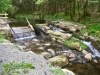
2,61,35,75
45,13,71,21
80,24,100,39
0,32,8,43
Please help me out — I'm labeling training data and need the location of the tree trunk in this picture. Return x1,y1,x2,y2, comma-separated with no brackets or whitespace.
77,1,80,22
83,0,89,17
69,0,73,20
73,0,76,15
98,0,100,12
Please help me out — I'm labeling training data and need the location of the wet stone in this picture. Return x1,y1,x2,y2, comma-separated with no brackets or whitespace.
92,59,99,63
32,39,39,42
47,49,55,56
78,60,83,63
41,52,52,60
82,50,88,55
69,58,76,62
69,53,75,58
44,43,51,46
35,42,41,46
38,47,44,50
63,52,70,57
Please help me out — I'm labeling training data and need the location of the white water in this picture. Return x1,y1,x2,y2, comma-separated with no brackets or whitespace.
82,41,100,58
12,32,36,40
49,25,66,32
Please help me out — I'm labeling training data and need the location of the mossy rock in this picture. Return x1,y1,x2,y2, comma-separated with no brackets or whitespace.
49,55,68,67
64,38,87,50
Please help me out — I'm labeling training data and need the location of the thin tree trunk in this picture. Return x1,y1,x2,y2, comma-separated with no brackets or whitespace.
78,1,80,22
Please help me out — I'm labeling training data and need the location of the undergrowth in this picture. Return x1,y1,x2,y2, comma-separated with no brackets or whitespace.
2,61,35,75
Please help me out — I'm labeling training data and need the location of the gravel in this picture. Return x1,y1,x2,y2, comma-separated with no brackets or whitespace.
0,43,54,75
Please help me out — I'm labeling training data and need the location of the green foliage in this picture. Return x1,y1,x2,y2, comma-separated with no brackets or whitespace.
0,0,11,13
2,61,35,75
50,67,65,75
79,41,87,50
86,24,100,38
45,14,71,21
0,32,8,43
36,0,48,4
64,37,87,50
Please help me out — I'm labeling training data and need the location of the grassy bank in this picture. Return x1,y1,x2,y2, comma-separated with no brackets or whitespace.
0,31,9,43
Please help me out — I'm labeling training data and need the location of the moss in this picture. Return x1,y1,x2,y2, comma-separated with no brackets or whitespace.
64,37,87,50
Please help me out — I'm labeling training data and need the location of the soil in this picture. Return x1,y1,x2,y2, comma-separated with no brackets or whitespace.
0,43,54,75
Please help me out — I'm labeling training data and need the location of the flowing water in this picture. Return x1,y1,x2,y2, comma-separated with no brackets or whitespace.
9,19,100,75
82,41,100,58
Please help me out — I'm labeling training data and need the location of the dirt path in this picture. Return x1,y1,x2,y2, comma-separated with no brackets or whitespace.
0,43,53,75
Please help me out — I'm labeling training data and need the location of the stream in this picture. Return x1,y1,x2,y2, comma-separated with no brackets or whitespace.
9,19,100,75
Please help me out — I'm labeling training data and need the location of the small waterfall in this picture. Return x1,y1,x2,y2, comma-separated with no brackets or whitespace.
82,41,100,58
49,24,66,32
12,32,36,40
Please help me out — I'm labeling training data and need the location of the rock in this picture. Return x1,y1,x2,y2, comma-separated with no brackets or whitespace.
47,49,56,56
23,43,30,48
41,52,52,59
82,50,88,55
35,42,41,46
53,31,61,36
25,48,31,51
69,26,77,32
93,59,99,63
63,52,70,57
61,69,75,75
89,36,98,41
61,33,72,40
69,53,75,58
78,60,83,63
49,55,68,67
44,43,51,46
47,30,53,34
41,26,50,30
32,39,39,42
68,42,80,50
84,53,92,61
38,47,44,50
83,32,88,37
69,58,76,62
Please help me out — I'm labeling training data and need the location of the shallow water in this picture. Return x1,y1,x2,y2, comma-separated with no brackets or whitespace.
67,62,100,75
10,20,100,75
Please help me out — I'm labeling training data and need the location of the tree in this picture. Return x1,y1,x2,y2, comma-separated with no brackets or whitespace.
0,0,11,13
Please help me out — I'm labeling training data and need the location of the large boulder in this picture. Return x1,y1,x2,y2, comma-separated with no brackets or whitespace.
49,55,68,67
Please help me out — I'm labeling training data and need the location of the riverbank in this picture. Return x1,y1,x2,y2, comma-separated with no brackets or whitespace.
0,43,54,75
